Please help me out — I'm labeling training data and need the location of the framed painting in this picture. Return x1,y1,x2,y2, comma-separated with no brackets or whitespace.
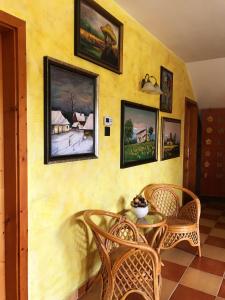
120,100,158,168
161,117,181,160
44,56,99,164
160,66,173,113
75,0,123,74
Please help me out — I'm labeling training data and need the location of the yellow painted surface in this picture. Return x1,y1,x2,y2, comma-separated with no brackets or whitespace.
1,1,195,299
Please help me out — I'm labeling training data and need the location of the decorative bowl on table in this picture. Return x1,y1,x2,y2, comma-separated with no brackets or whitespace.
131,195,149,219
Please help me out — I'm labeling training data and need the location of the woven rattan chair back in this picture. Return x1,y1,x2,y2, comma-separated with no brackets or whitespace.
140,184,201,256
84,210,161,300
144,185,179,217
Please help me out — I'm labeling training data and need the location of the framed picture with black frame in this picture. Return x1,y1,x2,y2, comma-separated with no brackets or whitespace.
161,117,181,160
160,66,173,113
44,56,99,164
75,0,123,74
120,100,158,168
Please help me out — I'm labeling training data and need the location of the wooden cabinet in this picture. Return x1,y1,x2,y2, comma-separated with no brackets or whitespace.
200,108,225,197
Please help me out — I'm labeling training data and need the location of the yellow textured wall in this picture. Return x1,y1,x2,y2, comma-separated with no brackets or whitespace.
1,0,194,299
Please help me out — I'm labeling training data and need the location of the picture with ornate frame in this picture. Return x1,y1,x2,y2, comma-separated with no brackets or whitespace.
160,66,173,113
161,117,181,160
121,100,158,168
44,56,99,164
75,0,123,74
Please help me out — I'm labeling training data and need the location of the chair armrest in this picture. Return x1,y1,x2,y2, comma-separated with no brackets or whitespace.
178,198,201,224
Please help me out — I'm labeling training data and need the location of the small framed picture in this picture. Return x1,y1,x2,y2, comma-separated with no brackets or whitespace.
121,100,158,168
161,117,181,160
75,0,123,74
44,56,99,164
160,66,173,113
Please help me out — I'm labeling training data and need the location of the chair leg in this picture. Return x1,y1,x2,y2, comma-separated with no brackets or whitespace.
198,245,201,257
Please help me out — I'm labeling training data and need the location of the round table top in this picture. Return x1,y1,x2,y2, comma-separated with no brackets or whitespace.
125,210,166,228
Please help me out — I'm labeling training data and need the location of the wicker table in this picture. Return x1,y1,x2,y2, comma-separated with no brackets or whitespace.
124,210,167,252
125,210,166,229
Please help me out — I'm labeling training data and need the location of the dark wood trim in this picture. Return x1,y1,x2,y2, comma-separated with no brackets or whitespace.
183,97,198,194
0,10,27,300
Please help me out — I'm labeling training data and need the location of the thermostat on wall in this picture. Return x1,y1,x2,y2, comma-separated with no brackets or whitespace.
104,116,112,126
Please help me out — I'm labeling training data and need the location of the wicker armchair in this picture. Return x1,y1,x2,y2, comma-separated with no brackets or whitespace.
83,210,161,300
141,184,201,256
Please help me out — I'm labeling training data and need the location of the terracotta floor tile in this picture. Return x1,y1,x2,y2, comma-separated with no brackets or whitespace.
202,244,225,262
160,278,177,300
200,225,212,234
190,256,225,276
161,248,195,266
218,279,225,298
170,284,215,300
201,213,220,220
206,236,225,248
176,241,198,255
126,293,143,300
202,208,223,216
215,222,225,230
200,218,217,227
210,228,225,239
161,260,186,282
180,267,223,295
215,297,225,300
200,232,208,244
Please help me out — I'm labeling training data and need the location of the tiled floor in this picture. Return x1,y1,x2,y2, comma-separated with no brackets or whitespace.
161,201,225,300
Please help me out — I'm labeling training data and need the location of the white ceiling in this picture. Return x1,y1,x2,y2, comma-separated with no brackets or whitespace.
116,0,225,108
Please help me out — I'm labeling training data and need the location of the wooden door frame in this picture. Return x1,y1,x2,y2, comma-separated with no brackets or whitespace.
0,10,27,300
183,97,198,193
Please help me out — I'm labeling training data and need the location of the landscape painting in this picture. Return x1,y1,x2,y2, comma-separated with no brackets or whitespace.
161,118,181,160
75,0,123,74
121,101,158,168
44,57,98,164
160,66,173,113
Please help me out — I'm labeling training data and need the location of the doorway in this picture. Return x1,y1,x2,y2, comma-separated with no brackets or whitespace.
0,11,27,300
183,98,198,195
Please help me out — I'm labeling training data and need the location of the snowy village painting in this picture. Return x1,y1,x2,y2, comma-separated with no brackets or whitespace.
75,0,123,74
120,101,158,168
44,57,98,163
161,118,181,160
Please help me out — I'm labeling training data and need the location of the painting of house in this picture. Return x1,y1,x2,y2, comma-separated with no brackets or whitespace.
51,110,70,134
136,128,147,143
162,118,181,160
44,57,98,163
121,101,158,168
83,113,94,134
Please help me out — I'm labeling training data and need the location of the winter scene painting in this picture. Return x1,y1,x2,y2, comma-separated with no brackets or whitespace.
121,101,158,168
44,57,98,163
162,118,181,160
75,0,123,73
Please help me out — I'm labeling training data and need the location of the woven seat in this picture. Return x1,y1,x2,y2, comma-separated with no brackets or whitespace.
84,210,161,300
140,184,201,256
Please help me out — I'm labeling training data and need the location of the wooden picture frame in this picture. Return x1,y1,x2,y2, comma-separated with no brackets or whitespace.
160,66,173,113
44,56,99,164
161,117,181,160
121,100,158,168
75,0,123,74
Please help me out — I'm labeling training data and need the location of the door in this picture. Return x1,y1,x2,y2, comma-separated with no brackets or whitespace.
0,11,27,300
183,98,198,194
0,31,5,300
200,108,225,197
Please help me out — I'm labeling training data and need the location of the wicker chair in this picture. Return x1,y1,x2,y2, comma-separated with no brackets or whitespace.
83,210,161,300
140,184,201,256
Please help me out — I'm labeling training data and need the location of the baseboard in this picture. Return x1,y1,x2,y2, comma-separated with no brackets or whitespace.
70,274,97,300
